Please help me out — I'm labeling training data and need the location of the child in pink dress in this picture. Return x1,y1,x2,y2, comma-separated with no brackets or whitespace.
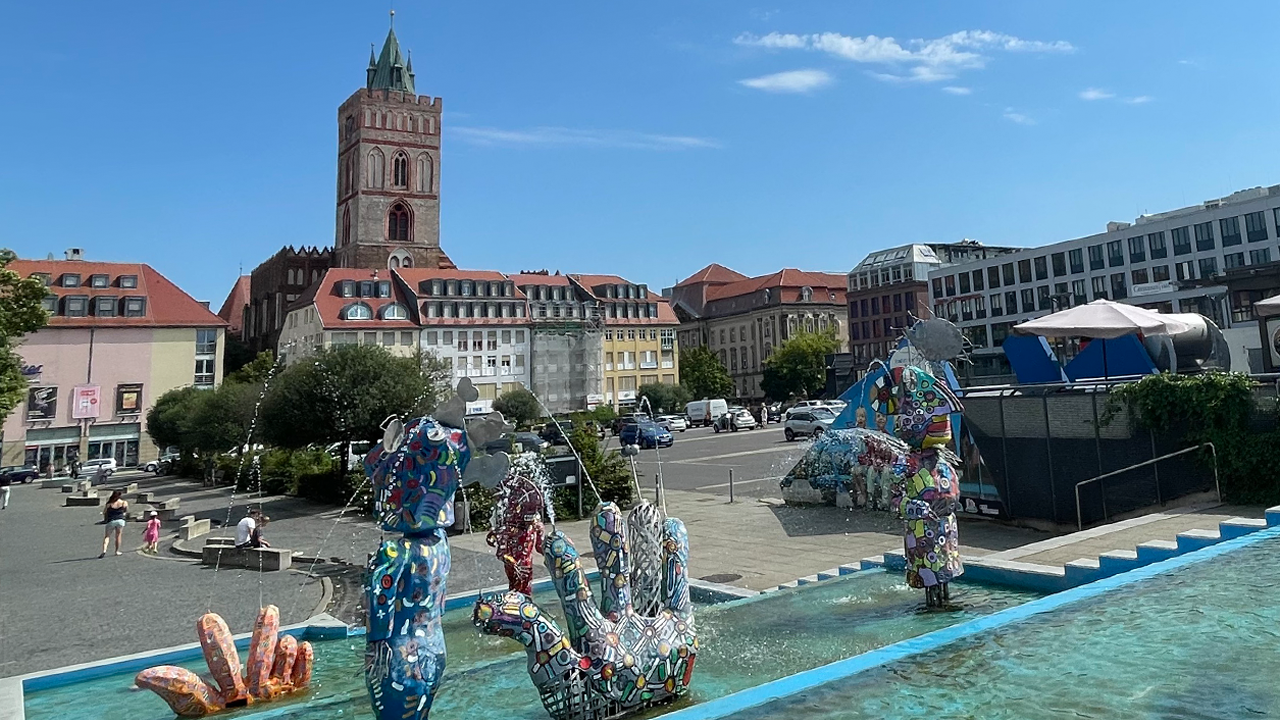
143,510,161,554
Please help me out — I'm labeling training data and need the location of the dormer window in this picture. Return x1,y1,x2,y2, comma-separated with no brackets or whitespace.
801,286,813,302
119,275,138,289
343,303,373,320
94,296,117,316
377,280,391,298
382,304,408,320
64,296,88,316
359,280,374,297
124,297,146,317
432,280,443,295
461,281,472,296
340,280,355,298
89,274,109,288
41,295,57,313
62,273,81,288
446,280,456,295
30,273,51,286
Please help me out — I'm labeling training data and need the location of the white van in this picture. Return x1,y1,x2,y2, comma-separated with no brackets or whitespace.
685,399,729,427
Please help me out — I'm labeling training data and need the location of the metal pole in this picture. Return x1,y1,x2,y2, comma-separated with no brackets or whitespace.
998,390,1012,518
577,457,584,519
729,468,735,504
1151,430,1162,506
1043,393,1057,524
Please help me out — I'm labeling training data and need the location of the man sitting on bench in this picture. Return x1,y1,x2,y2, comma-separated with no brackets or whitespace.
234,510,272,549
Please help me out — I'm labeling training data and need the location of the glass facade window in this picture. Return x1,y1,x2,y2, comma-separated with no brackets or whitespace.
1034,256,1048,281
1194,222,1215,251
1017,259,1032,284
1002,263,1015,286
972,270,984,291
1051,253,1066,277
1220,216,1242,246
987,266,1001,289
1106,240,1124,267
989,293,1003,316
1175,261,1195,281
1128,237,1146,263
1151,265,1170,282
1148,232,1168,259
1005,291,1017,315
1091,276,1108,300
1246,210,1269,242
1088,244,1105,270
1110,273,1127,300
1224,252,1246,269
1020,288,1035,313
1250,248,1272,265
958,274,970,294
1171,226,1192,255
1069,248,1084,274
1131,268,1149,285
1197,257,1217,277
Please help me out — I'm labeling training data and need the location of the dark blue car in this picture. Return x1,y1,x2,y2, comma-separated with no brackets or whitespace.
620,421,673,449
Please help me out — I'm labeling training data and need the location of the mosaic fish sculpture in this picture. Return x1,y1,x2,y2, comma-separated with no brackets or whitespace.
474,502,697,720
363,378,512,720
487,472,547,596
134,605,312,717
882,365,966,607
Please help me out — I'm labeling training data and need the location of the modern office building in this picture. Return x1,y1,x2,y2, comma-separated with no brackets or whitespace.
927,185,1280,380
3,253,227,470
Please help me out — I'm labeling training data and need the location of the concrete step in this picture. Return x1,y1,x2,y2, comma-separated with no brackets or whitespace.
1266,505,1280,527
1219,517,1267,540
1135,539,1179,563
1175,528,1222,553
837,563,862,576
795,574,821,586
1097,549,1141,575
1064,557,1101,584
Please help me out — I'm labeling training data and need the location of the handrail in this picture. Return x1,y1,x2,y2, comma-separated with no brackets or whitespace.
1074,442,1220,531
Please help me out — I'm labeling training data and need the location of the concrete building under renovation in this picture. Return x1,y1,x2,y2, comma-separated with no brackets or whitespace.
515,272,604,414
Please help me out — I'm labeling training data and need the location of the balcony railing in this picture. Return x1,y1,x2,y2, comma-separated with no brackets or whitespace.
640,361,658,369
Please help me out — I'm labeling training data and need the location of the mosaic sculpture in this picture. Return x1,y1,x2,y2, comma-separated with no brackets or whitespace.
363,378,511,720
474,502,697,720
135,605,312,717
487,472,547,596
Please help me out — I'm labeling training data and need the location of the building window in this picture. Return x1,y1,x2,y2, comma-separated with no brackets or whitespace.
1017,259,1032,283
64,296,88,316
1131,268,1149,285
342,207,351,246
392,152,408,188
416,153,434,193
1244,211,1268,242
388,203,410,241
41,295,57,313
89,274,109,288
1091,276,1108,300
989,293,1003,316
62,273,81,288
1002,263,1015,286
381,303,408,320
958,274,970,294
1147,232,1167,259
1088,245,1105,271
1020,288,1035,313
987,266,1001,289
196,328,217,354
1034,256,1048,281
1198,257,1218,277
1051,253,1066,277
1004,291,1017,315
1106,240,1124,267
343,303,373,320
1110,273,1127,300
1219,216,1242,246
1151,265,1170,282
1175,260,1195,281
1171,226,1192,255
931,278,943,298
368,148,385,188
943,276,956,297
1193,221,1215,251
1224,252,1246,269
124,297,146,317
1071,279,1087,303
1069,248,1084,274
1250,248,1272,265
341,280,355,298
194,358,215,387
93,296,117,316
1036,286,1051,311
1127,236,1146,263
972,270,984,292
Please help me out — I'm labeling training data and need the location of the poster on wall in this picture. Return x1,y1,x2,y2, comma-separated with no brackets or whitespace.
72,384,102,419
27,386,57,420
116,384,143,414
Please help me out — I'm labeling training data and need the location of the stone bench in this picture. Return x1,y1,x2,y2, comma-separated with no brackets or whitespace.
178,515,211,540
135,491,155,503
200,544,291,572
65,491,101,507
205,536,235,547
119,482,138,495
60,480,92,494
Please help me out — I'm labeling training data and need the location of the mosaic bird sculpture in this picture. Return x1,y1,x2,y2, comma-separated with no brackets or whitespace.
135,605,312,717
362,378,511,720
473,502,697,720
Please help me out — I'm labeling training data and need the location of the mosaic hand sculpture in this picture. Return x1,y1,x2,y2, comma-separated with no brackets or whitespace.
135,606,312,717
487,473,547,596
362,379,512,720
883,365,966,606
473,502,697,720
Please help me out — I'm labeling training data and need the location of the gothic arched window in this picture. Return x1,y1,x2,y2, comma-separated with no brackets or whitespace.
388,203,410,242
341,207,351,246
368,149,385,189
416,153,434,193
392,152,408,188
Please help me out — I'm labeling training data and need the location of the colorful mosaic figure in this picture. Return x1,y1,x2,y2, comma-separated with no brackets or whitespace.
884,365,965,607
487,473,547,596
362,416,471,720
474,502,697,720
135,606,313,717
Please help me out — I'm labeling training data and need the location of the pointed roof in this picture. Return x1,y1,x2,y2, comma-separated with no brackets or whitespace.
217,275,252,335
367,21,415,94
675,263,747,287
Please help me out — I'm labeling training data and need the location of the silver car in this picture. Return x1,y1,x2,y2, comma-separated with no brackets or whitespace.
784,408,836,441
656,415,688,432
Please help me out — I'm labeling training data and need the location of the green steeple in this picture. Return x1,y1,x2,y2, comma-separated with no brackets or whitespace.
366,13,415,94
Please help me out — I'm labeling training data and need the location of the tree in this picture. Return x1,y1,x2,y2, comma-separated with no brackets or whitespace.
146,386,206,452
568,422,632,508
188,382,263,455
637,383,691,415
223,336,258,379
761,330,841,401
679,345,734,400
259,345,448,478
227,350,278,385
0,249,50,421
493,386,542,428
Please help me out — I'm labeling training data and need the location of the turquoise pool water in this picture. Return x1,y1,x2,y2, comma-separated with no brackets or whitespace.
733,535,1280,719
23,572,1037,720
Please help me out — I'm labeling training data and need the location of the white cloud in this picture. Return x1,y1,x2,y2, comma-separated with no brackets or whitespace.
1124,95,1153,104
452,126,720,150
734,29,1073,84
942,86,972,95
1003,108,1035,125
739,68,833,93
1079,87,1114,101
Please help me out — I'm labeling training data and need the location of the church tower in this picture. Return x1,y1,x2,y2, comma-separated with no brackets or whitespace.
334,14,454,270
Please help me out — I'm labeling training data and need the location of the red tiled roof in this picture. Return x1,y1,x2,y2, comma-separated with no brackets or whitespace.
15,259,227,328
217,275,251,334
512,272,572,286
604,298,679,326
675,263,748,287
394,268,528,300
705,269,847,303
299,268,419,330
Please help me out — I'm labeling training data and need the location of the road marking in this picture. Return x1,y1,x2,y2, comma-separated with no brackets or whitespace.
604,427,785,447
671,445,806,463
698,476,780,490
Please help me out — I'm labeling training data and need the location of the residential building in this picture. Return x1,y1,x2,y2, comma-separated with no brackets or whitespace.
3,252,227,470
515,271,604,414
399,269,531,415
928,185,1280,381
276,268,420,363
846,240,1020,369
572,275,679,409
667,266,846,400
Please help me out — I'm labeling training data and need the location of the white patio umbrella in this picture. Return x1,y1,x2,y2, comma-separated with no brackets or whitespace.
1013,299,1192,378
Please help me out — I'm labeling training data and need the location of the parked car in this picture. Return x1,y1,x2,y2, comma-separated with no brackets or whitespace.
611,413,651,436
514,432,551,453
144,453,180,473
0,465,39,484
713,408,758,432
685,399,728,428
784,408,837,441
655,414,688,432
766,405,784,423
82,458,118,478
620,421,674,449
785,400,839,419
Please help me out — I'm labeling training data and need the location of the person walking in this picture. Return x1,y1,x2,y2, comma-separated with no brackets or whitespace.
100,490,128,558
142,510,162,554
0,472,10,510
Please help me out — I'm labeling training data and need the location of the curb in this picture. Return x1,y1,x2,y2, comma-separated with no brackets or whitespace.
308,576,334,619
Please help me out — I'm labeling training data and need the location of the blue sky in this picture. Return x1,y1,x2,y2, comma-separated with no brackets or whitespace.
2,2,1279,304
